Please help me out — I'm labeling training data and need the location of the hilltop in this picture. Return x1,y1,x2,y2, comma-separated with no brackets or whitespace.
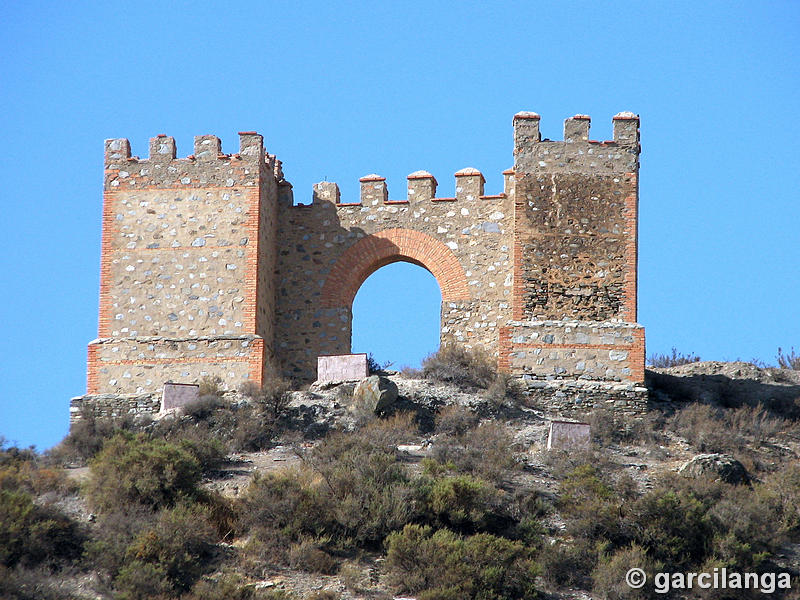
2,353,800,600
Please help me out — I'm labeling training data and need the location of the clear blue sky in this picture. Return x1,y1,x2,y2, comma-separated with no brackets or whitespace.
1,1,798,449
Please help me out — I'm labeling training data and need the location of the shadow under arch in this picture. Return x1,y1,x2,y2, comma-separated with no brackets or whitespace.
320,228,471,309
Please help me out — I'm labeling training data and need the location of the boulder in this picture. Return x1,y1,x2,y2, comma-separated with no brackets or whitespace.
678,453,749,485
352,375,398,415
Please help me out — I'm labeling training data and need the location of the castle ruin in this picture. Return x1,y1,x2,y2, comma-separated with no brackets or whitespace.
76,112,645,419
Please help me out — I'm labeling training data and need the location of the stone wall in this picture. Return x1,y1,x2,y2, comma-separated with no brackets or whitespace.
519,378,649,418
89,133,278,394
85,112,646,406
87,336,263,394
274,171,516,380
70,393,161,423
499,320,645,383
501,112,644,383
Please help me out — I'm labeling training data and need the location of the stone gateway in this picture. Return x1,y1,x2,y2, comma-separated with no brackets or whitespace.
83,112,644,402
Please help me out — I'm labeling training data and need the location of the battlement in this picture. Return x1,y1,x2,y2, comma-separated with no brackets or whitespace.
305,168,508,208
85,110,645,407
104,132,285,189
513,112,640,174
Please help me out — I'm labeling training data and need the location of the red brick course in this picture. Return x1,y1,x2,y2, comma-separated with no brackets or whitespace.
320,228,471,308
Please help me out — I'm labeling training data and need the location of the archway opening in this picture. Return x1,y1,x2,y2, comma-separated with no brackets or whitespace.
351,261,441,370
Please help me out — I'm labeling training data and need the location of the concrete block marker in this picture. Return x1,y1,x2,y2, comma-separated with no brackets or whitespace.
317,353,369,382
161,382,200,412
546,420,591,450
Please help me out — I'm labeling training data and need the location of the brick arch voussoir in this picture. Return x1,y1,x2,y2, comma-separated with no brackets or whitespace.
320,228,470,308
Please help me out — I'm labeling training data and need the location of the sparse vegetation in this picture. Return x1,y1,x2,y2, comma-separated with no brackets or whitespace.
647,347,701,368
385,524,540,599
5,359,800,599
421,344,498,389
777,346,800,370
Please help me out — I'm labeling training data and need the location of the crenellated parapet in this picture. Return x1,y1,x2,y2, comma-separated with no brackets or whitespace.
513,112,640,174
104,132,286,190
304,167,507,208
82,110,645,411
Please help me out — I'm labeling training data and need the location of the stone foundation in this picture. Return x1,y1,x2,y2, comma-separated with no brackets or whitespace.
501,320,645,383
519,378,649,418
70,393,162,424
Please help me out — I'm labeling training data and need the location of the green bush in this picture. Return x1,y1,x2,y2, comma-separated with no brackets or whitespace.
116,503,216,595
385,524,540,599
0,489,84,569
557,464,627,545
86,433,202,511
628,489,711,569
419,474,505,533
242,417,420,555
304,424,415,546
537,539,597,589
591,544,662,600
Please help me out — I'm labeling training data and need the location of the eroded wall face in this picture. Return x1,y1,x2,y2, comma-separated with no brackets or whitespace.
502,114,644,383
516,173,630,321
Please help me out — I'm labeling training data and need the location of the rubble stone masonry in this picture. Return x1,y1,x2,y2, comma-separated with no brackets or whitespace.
79,112,645,421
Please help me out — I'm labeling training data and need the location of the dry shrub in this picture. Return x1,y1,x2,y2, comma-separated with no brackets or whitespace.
435,405,479,437
0,445,76,497
198,376,223,398
591,544,662,600
540,447,613,481
670,403,790,454
288,538,339,574
589,408,663,447
421,344,497,389
184,573,259,600
669,403,737,453
485,372,524,406
384,524,539,599
648,347,701,368
305,592,341,600
777,347,800,370
182,394,221,420
432,422,517,484
241,369,293,419
339,562,370,594
728,404,790,443
0,564,76,600
49,408,137,464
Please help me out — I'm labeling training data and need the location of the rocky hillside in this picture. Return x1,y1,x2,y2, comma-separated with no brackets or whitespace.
2,357,800,600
